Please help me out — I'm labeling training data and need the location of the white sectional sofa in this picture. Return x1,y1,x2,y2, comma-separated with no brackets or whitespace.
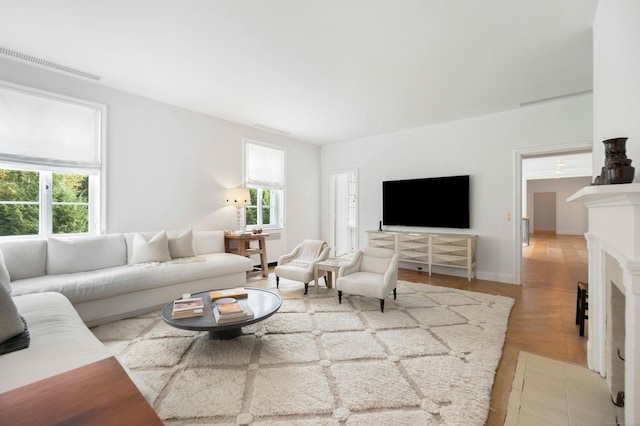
0,229,254,326
0,291,151,396
0,228,255,406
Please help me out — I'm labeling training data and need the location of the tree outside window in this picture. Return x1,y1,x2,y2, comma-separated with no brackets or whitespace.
52,173,89,234
0,170,39,236
246,187,278,228
0,169,91,237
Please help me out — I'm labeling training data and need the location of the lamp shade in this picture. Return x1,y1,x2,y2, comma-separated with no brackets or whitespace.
225,188,251,207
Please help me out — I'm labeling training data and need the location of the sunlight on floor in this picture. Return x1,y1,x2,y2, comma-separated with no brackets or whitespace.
505,352,617,425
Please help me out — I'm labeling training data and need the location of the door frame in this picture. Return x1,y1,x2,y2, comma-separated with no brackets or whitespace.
513,140,592,284
329,168,359,257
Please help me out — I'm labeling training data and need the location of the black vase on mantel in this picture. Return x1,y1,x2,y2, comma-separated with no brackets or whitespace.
599,137,635,184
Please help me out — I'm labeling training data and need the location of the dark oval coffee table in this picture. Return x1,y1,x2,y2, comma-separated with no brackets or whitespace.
161,287,282,339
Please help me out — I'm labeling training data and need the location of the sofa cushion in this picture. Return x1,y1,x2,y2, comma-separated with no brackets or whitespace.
0,292,112,393
0,250,11,292
46,234,127,275
10,253,253,303
0,239,46,280
360,248,394,275
193,230,225,255
168,229,196,259
0,284,25,346
129,231,172,265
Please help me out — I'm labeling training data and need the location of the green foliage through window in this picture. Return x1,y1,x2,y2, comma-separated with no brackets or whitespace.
245,187,275,227
0,169,90,236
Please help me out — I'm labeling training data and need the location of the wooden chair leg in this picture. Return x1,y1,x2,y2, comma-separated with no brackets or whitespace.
304,283,309,295
577,281,589,337
579,288,588,336
393,288,396,300
338,290,342,304
276,276,280,288
380,299,385,312
576,285,581,325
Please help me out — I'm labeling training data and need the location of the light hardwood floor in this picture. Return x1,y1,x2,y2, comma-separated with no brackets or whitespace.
397,233,589,425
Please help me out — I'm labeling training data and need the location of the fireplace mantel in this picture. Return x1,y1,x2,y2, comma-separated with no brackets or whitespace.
569,182,640,423
568,182,640,205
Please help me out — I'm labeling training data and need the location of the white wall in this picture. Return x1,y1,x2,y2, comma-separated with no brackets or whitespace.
321,95,592,284
593,1,640,179
527,176,591,235
0,57,321,262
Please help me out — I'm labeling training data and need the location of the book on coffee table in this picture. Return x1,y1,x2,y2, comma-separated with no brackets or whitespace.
213,299,254,324
210,287,248,301
171,297,205,319
217,301,244,316
172,308,204,319
173,297,204,311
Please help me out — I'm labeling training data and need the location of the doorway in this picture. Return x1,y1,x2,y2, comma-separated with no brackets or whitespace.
329,169,358,257
515,143,592,284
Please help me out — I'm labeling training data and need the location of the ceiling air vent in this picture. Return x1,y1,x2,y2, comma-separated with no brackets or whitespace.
253,123,291,136
0,46,102,81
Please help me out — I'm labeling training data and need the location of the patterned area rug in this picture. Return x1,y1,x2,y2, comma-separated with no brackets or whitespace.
91,277,514,425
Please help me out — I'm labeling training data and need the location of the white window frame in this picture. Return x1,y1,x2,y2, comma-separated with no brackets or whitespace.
244,139,285,230
0,81,106,238
0,164,100,238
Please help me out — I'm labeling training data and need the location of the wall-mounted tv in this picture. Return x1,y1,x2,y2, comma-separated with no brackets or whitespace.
382,175,470,228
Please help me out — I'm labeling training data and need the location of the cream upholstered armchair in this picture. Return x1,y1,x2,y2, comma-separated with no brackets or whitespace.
275,240,330,294
336,246,398,312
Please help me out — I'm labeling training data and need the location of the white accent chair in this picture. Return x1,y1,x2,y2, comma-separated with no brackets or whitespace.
275,240,331,294
336,246,398,312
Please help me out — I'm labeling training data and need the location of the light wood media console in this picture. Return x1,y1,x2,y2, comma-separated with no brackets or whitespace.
367,230,477,281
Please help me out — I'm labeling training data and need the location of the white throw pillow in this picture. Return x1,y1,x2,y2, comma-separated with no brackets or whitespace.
0,251,11,293
168,229,196,259
46,234,127,275
129,231,172,265
0,239,47,281
193,230,226,255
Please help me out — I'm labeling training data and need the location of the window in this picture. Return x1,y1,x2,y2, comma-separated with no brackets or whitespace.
0,169,95,236
244,140,284,229
0,82,104,238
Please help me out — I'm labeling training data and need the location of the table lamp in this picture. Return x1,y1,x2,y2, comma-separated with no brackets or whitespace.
225,188,251,233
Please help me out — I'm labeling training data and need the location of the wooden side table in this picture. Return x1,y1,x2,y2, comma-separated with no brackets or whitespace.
225,233,269,278
0,357,162,425
314,258,350,289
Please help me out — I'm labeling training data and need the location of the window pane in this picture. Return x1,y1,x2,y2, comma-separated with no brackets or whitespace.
245,207,258,226
262,207,272,225
262,189,272,207
53,173,88,203
0,169,40,236
53,204,88,234
0,169,39,201
0,204,39,236
52,173,89,234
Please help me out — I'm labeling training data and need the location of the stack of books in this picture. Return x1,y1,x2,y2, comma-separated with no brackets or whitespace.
213,299,254,324
171,297,205,319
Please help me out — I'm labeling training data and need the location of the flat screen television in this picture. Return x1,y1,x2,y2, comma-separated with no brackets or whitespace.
382,175,470,228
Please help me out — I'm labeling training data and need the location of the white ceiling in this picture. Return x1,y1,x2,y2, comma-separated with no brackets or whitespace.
0,0,598,145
